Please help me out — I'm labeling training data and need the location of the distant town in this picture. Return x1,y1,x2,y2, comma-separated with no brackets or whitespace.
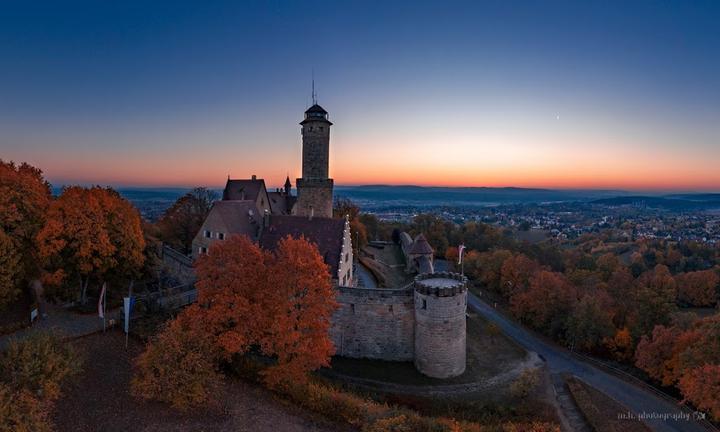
112,185,720,245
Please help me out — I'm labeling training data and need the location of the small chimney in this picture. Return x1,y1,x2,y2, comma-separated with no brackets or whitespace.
251,174,256,180
309,207,314,221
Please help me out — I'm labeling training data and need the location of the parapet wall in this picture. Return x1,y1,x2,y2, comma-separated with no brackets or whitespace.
330,285,415,361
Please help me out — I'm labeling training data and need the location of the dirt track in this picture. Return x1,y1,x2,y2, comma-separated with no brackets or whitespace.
53,331,348,432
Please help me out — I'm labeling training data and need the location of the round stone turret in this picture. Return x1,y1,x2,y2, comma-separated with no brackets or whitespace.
413,272,468,378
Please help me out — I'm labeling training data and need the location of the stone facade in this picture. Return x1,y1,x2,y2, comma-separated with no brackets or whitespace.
296,104,334,218
295,178,334,220
331,286,415,361
413,273,468,378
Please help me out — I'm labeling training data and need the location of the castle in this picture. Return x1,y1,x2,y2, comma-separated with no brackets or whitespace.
191,102,468,379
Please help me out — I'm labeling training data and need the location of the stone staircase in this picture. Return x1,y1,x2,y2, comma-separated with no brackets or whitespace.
552,373,592,432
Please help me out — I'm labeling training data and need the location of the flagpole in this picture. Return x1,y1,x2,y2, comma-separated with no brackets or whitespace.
102,283,106,332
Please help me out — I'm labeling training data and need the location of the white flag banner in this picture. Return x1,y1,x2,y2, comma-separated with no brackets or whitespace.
98,283,106,319
458,244,466,265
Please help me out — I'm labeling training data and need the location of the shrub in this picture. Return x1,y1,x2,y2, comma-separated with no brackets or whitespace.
131,317,223,411
0,383,52,432
0,331,81,401
510,368,540,399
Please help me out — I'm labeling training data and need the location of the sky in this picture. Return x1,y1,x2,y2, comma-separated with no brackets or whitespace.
1,0,719,191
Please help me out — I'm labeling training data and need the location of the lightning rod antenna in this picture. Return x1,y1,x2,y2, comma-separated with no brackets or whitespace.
312,69,317,105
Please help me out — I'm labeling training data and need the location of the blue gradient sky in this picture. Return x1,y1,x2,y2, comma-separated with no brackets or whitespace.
1,0,719,190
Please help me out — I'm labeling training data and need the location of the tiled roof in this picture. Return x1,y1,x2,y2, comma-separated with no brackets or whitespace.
260,215,346,277
223,178,266,201
205,200,260,239
409,234,434,255
267,191,296,215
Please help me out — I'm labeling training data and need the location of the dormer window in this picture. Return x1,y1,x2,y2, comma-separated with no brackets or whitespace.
204,230,211,238
217,232,225,240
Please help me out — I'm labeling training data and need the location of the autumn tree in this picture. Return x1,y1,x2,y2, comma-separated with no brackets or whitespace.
500,253,541,299
261,236,338,386
604,327,635,362
606,267,635,329
0,331,80,431
675,270,718,307
596,253,621,281
135,234,339,408
37,186,145,303
474,249,513,293
631,265,677,337
131,312,223,411
635,316,719,388
678,365,720,421
409,214,455,257
333,198,367,249
0,230,21,310
635,325,684,386
0,161,52,306
510,270,578,337
565,291,616,352
155,187,217,254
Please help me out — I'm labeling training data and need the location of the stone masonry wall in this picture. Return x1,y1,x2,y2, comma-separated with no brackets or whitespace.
301,123,330,179
413,273,467,378
296,178,334,219
330,286,415,361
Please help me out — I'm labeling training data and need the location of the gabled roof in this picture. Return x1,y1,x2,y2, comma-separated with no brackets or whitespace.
260,215,346,277
202,200,260,239
267,191,297,215
409,234,434,255
223,178,266,202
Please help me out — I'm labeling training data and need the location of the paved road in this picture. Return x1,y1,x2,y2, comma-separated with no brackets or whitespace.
467,292,708,432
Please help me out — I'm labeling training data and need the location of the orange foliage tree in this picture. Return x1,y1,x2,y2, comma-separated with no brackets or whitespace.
131,311,223,410
0,161,52,305
36,186,145,302
510,270,578,337
0,230,22,309
261,237,339,386
675,270,719,307
500,253,541,299
678,365,720,420
136,234,338,402
635,325,685,386
636,315,720,399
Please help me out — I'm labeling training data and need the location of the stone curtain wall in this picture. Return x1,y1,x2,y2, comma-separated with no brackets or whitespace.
330,286,415,361
161,244,196,285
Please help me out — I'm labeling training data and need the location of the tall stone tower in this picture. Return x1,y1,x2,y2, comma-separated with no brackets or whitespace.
296,104,334,218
